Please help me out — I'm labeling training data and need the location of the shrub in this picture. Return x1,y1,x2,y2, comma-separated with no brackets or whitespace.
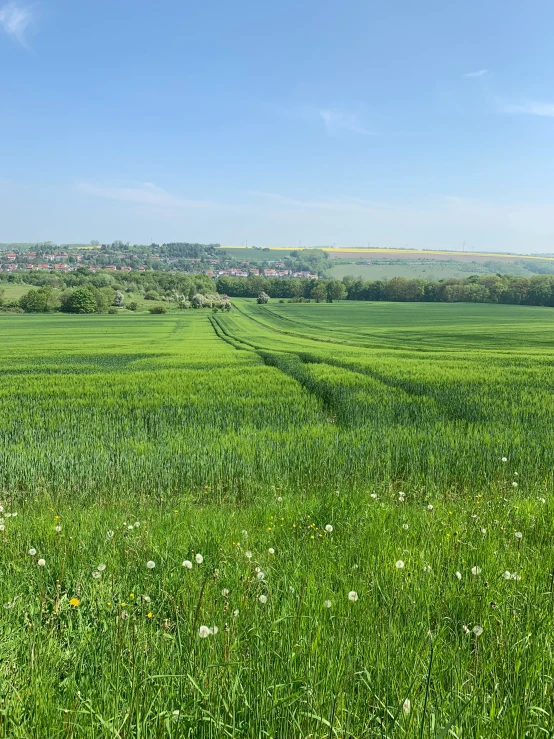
128,302,138,311
144,290,159,300
107,307,118,314
257,292,270,304
149,304,167,314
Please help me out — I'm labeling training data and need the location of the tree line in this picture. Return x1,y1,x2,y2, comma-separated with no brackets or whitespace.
217,273,554,307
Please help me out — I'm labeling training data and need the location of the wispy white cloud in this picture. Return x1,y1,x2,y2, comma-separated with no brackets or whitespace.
464,69,488,78
0,2,34,47
317,108,374,136
77,182,217,209
498,98,554,118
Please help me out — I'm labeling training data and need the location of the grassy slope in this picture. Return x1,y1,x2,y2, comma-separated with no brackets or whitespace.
1,304,554,735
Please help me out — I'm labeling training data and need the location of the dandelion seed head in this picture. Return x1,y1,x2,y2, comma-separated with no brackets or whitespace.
396,560,405,569
325,524,333,533
423,564,431,573
37,558,45,567
232,609,239,617
55,525,62,533
0,526,5,532
471,566,481,576
503,571,512,580
276,496,283,502
257,571,265,580
402,699,411,715
221,588,230,597
107,530,114,539
97,563,106,572
245,551,252,559
198,625,211,638
146,560,155,569
427,504,434,511
512,482,518,488
501,457,508,462
402,523,409,530
258,594,268,604
348,591,358,602
182,560,193,569
28,548,36,556
455,571,462,580
134,521,140,528
514,531,523,540
92,571,101,579
268,547,275,554
324,599,332,608
473,625,483,636
195,553,204,564
370,493,377,499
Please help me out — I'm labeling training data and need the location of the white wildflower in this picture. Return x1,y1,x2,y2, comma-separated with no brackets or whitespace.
471,566,481,576
97,563,106,572
501,457,507,462
402,698,411,715
232,609,239,617
455,571,462,580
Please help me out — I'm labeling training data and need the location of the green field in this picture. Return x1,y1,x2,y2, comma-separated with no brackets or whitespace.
1,302,554,736
327,258,534,280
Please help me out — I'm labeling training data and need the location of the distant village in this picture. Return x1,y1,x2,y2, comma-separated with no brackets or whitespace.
0,244,319,279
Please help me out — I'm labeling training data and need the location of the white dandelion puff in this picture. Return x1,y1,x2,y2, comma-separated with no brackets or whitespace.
423,564,431,573
245,551,252,559
370,493,377,499
92,571,101,579
28,548,36,556
276,496,283,503
473,625,483,636
37,559,46,567
514,531,523,540
195,553,204,564
501,457,508,462
324,599,332,608
97,563,106,572
182,560,193,569
268,547,275,554
471,566,481,576
402,698,411,715
325,524,333,533
257,571,265,580
127,525,133,530
146,560,155,569
455,571,462,580
0,525,5,532
232,609,239,617
512,482,518,488
258,594,268,604
427,504,434,511
348,591,358,602
221,588,230,597
134,521,140,528
480,528,487,535
502,571,512,580
107,530,114,539
402,523,409,530
396,560,405,569
198,625,211,638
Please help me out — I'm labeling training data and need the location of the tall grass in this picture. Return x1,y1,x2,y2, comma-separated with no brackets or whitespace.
0,303,553,735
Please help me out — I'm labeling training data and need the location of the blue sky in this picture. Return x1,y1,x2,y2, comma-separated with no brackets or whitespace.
1,0,554,251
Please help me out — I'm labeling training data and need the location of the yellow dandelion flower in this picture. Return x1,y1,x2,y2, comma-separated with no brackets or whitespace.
130,593,134,598
121,602,126,607
69,598,80,607
147,612,153,618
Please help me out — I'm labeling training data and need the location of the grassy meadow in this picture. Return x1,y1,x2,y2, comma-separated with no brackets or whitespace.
1,302,554,736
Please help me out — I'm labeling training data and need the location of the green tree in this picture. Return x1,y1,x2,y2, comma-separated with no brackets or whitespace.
61,287,98,314
311,281,328,303
327,281,347,302
257,292,269,304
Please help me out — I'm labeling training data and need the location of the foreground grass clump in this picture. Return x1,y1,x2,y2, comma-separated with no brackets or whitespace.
0,481,552,737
